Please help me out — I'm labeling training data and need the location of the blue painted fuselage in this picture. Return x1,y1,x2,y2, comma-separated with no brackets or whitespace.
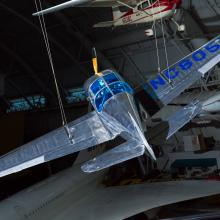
84,70,142,139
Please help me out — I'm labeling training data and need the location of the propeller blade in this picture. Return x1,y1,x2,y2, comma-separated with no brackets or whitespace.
92,47,98,75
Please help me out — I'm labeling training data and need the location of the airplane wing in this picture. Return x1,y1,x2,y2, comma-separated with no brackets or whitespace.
1,164,220,220
82,139,145,172
32,0,135,16
143,35,220,138
144,35,220,105
0,111,119,177
72,180,220,220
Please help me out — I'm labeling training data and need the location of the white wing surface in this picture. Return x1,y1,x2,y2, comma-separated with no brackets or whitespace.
145,35,220,105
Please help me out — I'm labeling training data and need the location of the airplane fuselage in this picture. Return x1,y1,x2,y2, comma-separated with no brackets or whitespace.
84,70,142,137
113,0,181,27
83,69,156,163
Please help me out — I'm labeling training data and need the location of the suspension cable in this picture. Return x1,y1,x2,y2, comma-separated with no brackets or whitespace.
152,13,161,73
34,0,72,139
157,0,171,83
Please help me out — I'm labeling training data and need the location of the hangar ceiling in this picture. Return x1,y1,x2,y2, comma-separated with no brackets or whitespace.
0,0,220,111
0,0,220,202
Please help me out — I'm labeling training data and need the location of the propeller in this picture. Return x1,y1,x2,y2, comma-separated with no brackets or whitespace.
92,47,102,76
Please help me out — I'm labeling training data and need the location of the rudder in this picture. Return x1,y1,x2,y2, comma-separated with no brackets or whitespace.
112,6,124,20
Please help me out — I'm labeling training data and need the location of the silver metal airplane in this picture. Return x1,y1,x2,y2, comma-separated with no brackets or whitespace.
0,35,220,177
0,59,156,177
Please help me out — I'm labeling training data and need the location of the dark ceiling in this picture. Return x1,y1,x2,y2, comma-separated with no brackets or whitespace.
0,0,220,201
1,0,220,110
0,0,115,106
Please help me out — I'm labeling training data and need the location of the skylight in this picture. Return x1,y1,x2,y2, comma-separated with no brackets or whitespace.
66,87,87,104
7,95,46,113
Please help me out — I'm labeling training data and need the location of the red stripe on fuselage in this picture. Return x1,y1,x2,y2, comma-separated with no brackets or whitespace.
119,0,178,19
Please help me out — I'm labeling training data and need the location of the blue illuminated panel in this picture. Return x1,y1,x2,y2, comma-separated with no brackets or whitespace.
95,87,112,112
103,73,119,84
7,95,46,113
110,82,133,95
90,78,105,95
90,70,134,112
66,87,87,104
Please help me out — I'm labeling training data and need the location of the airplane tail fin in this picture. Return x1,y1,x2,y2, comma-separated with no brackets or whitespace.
112,6,124,20
166,101,203,139
93,6,125,27
128,112,156,161
93,20,114,28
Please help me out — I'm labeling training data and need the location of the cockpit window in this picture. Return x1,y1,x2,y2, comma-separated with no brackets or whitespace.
109,82,133,95
142,1,149,8
95,87,113,112
103,73,119,84
137,4,142,10
90,78,105,95
89,70,133,112
149,0,157,5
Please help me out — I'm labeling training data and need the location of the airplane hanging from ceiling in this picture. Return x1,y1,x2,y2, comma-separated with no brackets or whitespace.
32,0,185,36
0,35,219,177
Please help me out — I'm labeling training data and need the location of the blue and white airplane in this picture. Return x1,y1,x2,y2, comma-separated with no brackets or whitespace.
0,36,219,177
0,59,156,177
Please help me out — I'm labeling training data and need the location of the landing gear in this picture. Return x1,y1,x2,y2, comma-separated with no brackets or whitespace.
177,24,185,32
171,18,185,32
145,29,154,37
145,21,155,37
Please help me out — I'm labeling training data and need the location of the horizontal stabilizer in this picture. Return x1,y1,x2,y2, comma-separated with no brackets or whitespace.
81,139,145,173
93,21,114,28
166,101,203,139
146,35,220,105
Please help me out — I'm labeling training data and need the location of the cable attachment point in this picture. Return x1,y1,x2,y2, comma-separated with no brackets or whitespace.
64,125,74,144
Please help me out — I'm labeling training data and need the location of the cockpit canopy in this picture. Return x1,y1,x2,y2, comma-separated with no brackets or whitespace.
87,70,133,112
137,0,157,10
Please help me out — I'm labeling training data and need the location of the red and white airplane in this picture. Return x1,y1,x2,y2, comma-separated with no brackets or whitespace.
33,0,185,36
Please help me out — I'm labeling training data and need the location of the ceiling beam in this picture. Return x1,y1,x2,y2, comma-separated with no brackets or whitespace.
0,2,86,75
43,5,115,70
0,43,55,100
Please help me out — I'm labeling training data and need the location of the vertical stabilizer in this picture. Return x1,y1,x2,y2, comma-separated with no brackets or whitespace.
112,6,124,20
128,113,156,160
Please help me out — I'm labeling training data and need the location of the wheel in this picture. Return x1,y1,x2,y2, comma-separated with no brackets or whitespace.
178,24,185,32
145,29,154,36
